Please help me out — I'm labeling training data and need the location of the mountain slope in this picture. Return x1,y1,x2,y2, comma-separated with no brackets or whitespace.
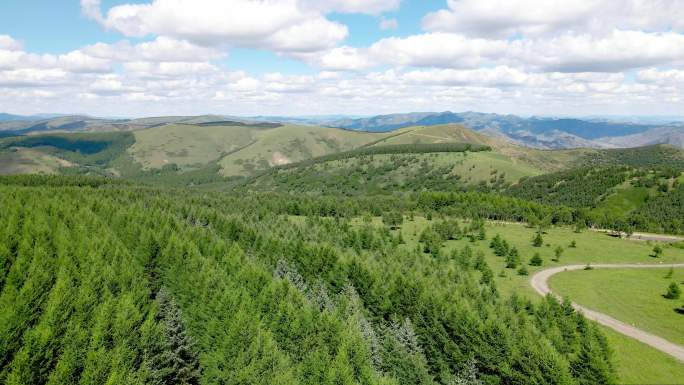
323,111,684,149
597,127,684,148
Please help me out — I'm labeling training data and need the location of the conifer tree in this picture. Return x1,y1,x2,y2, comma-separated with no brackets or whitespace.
532,232,544,247
530,253,543,266
147,288,201,385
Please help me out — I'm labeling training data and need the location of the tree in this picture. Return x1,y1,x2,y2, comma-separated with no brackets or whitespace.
569,240,577,248
517,265,529,276
664,267,674,279
420,229,441,257
532,232,544,247
477,226,486,241
664,282,681,300
147,288,201,385
506,248,520,269
529,253,543,266
652,245,664,258
382,211,403,229
490,234,510,257
554,246,564,262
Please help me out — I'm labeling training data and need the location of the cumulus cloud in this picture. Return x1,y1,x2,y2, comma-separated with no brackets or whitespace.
82,37,224,63
637,68,684,85
0,47,111,74
301,0,400,15
0,35,22,51
516,30,684,72
3,1,684,117
423,0,684,38
81,0,348,53
309,29,684,73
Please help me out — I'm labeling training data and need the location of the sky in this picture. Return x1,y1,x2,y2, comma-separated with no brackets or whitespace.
1,0,684,117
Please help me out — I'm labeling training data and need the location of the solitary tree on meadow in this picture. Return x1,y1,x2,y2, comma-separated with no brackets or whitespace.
664,282,681,300
532,232,544,247
529,253,543,266
553,246,564,262
652,245,664,258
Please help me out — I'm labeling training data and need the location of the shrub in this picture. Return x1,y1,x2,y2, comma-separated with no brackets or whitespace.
664,282,682,299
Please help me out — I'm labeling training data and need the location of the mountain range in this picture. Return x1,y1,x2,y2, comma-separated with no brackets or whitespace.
317,111,684,149
1,111,682,149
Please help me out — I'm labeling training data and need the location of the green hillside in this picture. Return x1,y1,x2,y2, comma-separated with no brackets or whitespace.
245,146,542,195
505,166,684,233
0,123,524,179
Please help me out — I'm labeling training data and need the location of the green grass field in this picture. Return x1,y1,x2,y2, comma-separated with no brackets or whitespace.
592,181,652,218
0,147,71,174
374,217,684,383
601,325,684,384
397,218,684,297
218,124,388,176
130,123,257,169
550,267,684,345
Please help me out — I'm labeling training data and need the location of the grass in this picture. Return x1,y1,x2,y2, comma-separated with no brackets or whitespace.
593,181,652,217
248,150,543,193
397,218,684,298
0,147,70,174
374,217,684,382
218,125,388,176
130,123,257,169
549,267,684,345
601,325,684,384
373,124,506,148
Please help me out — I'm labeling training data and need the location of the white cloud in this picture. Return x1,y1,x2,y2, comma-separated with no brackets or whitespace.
0,68,69,87
400,67,529,87
4,1,684,117
423,0,684,38
0,35,22,51
367,33,508,68
82,0,348,53
123,61,220,77
516,30,684,72
309,30,684,73
311,46,373,71
82,37,223,63
301,0,400,15
57,50,112,73
0,47,111,74
637,68,684,85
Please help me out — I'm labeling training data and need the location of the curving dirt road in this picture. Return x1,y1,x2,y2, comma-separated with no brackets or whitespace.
530,263,684,363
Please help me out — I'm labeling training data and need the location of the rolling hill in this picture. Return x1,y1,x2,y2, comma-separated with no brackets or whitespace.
2,111,682,150
321,111,684,150
1,121,683,197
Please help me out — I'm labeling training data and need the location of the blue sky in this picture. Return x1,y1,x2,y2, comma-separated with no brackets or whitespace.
1,1,683,117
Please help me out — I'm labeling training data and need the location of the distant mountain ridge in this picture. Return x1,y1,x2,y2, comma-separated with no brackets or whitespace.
320,111,682,149
1,111,682,149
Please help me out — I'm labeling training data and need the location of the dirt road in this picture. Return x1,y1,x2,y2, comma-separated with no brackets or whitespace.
530,263,684,363
592,229,684,243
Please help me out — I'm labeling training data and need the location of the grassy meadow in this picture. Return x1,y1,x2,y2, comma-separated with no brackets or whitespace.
362,216,684,383
550,267,684,345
